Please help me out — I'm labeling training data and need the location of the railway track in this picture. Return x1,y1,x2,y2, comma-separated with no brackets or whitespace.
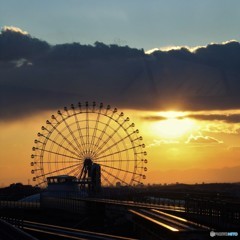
23,220,138,240
1,207,211,240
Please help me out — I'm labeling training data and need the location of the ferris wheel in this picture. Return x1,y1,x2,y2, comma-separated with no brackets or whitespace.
31,101,147,188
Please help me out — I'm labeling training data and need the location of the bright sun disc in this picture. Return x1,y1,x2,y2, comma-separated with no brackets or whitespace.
159,111,185,119
151,111,195,138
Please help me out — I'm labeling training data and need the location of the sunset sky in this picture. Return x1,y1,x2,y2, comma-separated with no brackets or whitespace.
1,1,240,186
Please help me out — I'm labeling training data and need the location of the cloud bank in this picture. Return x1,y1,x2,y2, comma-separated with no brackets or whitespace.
186,113,240,123
1,26,240,120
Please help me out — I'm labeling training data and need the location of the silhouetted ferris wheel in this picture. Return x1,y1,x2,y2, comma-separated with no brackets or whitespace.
31,101,147,188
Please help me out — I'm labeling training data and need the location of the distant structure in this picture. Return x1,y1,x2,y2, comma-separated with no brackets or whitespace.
46,175,79,192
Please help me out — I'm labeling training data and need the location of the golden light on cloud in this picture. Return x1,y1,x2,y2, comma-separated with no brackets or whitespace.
2,26,28,35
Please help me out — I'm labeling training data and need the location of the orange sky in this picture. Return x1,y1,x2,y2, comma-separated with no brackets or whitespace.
1,108,240,186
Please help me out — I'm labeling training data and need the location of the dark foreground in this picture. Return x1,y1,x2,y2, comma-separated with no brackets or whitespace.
0,183,239,240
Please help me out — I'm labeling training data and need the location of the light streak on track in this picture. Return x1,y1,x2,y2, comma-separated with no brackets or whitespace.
151,209,211,230
129,209,179,232
129,208,211,232
24,227,88,240
151,209,187,222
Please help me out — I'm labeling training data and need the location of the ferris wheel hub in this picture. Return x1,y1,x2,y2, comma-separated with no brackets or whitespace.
84,158,93,167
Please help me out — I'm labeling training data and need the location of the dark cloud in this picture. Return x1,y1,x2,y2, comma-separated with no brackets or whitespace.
141,116,167,121
186,114,240,123
152,41,240,71
0,85,81,120
142,113,240,124
1,26,240,120
0,26,49,61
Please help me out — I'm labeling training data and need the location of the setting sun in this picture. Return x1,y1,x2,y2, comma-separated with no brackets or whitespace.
158,111,186,119
150,111,195,138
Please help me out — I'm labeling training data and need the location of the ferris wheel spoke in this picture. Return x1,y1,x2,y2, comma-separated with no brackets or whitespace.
89,107,101,152
94,112,129,155
94,159,136,163
94,131,136,157
41,148,81,161
60,113,84,157
40,161,82,164
35,163,80,179
94,123,122,156
101,172,112,185
101,168,129,186
67,164,82,177
35,180,47,186
95,144,142,160
85,103,90,154
93,111,116,153
72,166,82,178
73,111,86,154
51,124,82,156
41,135,80,159
132,179,143,185
100,163,140,176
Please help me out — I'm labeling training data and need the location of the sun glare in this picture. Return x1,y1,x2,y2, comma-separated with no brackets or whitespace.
151,111,195,138
159,111,186,119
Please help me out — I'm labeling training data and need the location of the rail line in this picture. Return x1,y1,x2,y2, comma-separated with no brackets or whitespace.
75,197,185,212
